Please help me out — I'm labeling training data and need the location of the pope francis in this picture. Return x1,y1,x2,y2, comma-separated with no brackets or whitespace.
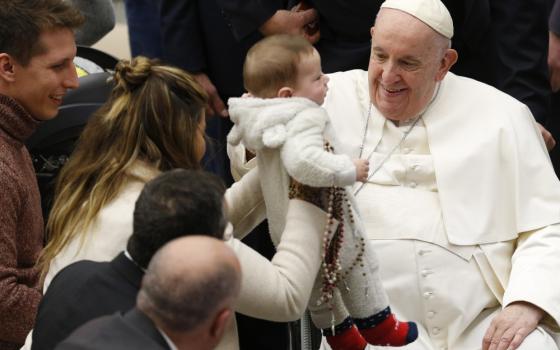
318,0,560,349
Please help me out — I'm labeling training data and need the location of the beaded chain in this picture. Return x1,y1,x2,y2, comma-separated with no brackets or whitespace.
355,84,441,196
317,184,344,306
317,142,367,333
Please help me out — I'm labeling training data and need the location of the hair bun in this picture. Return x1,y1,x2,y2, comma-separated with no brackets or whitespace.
113,56,154,92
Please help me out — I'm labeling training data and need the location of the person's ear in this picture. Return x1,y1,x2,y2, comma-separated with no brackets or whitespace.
277,87,294,98
0,53,16,83
370,26,375,38
209,308,232,340
435,48,458,81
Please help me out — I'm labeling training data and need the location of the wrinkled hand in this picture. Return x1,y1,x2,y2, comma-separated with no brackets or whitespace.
548,31,560,92
192,72,228,118
259,8,320,44
353,159,370,182
536,122,556,151
482,302,544,350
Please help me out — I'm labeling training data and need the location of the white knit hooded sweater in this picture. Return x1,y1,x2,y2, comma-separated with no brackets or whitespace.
227,97,357,245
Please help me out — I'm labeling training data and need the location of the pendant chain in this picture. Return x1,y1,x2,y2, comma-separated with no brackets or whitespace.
354,109,421,196
354,84,440,196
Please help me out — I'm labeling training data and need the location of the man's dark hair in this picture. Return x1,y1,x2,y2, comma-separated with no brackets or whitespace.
127,169,227,268
0,0,84,66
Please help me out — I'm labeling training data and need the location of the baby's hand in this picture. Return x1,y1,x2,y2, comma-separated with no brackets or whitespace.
241,92,253,98
353,159,369,182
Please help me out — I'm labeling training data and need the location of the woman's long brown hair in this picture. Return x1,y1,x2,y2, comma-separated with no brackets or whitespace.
38,57,208,276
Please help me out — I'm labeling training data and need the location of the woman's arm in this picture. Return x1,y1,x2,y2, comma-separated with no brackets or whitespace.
229,198,330,321
224,167,266,240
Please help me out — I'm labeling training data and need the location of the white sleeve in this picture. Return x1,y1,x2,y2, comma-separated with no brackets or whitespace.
226,143,257,182
281,108,355,187
503,223,560,330
224,167,266,240
229,199,331,321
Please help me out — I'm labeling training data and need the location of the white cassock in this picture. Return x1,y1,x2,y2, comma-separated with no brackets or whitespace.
318,70,560,350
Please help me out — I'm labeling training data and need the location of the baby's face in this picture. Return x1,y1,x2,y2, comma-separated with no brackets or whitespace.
292,49,329,105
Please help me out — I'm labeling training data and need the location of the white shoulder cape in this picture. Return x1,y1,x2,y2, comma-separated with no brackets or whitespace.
324,70,560,245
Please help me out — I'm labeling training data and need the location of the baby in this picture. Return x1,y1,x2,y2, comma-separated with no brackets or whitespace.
227,34,417,350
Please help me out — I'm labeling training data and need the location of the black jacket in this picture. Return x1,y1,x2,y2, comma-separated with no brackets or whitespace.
55,308,169,350
32,253,143,350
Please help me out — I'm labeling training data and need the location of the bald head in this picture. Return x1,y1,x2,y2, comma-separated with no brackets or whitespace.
137,236,241,333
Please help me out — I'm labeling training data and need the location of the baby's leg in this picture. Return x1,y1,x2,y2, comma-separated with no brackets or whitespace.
339,233,418,347
309,276,367,350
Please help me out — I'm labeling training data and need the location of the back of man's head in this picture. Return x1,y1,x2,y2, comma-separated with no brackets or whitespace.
127,169,227,268
137,236,241,349
0,0,84,66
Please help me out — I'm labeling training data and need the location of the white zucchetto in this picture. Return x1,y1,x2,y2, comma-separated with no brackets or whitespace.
380,0,454,39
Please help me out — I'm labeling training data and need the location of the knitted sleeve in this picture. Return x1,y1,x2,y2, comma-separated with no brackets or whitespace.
281,108,356,187
231,199,332,321
0,167,41,345
225,167,266,240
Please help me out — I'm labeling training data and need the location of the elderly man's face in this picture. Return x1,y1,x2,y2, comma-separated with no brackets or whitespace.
368,9,456,121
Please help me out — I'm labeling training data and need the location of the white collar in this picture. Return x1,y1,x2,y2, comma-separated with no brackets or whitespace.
123,250,146,272
157,328,178,350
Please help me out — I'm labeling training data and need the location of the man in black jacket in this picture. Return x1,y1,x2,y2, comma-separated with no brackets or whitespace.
31,169,227,350
55,235,241,350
